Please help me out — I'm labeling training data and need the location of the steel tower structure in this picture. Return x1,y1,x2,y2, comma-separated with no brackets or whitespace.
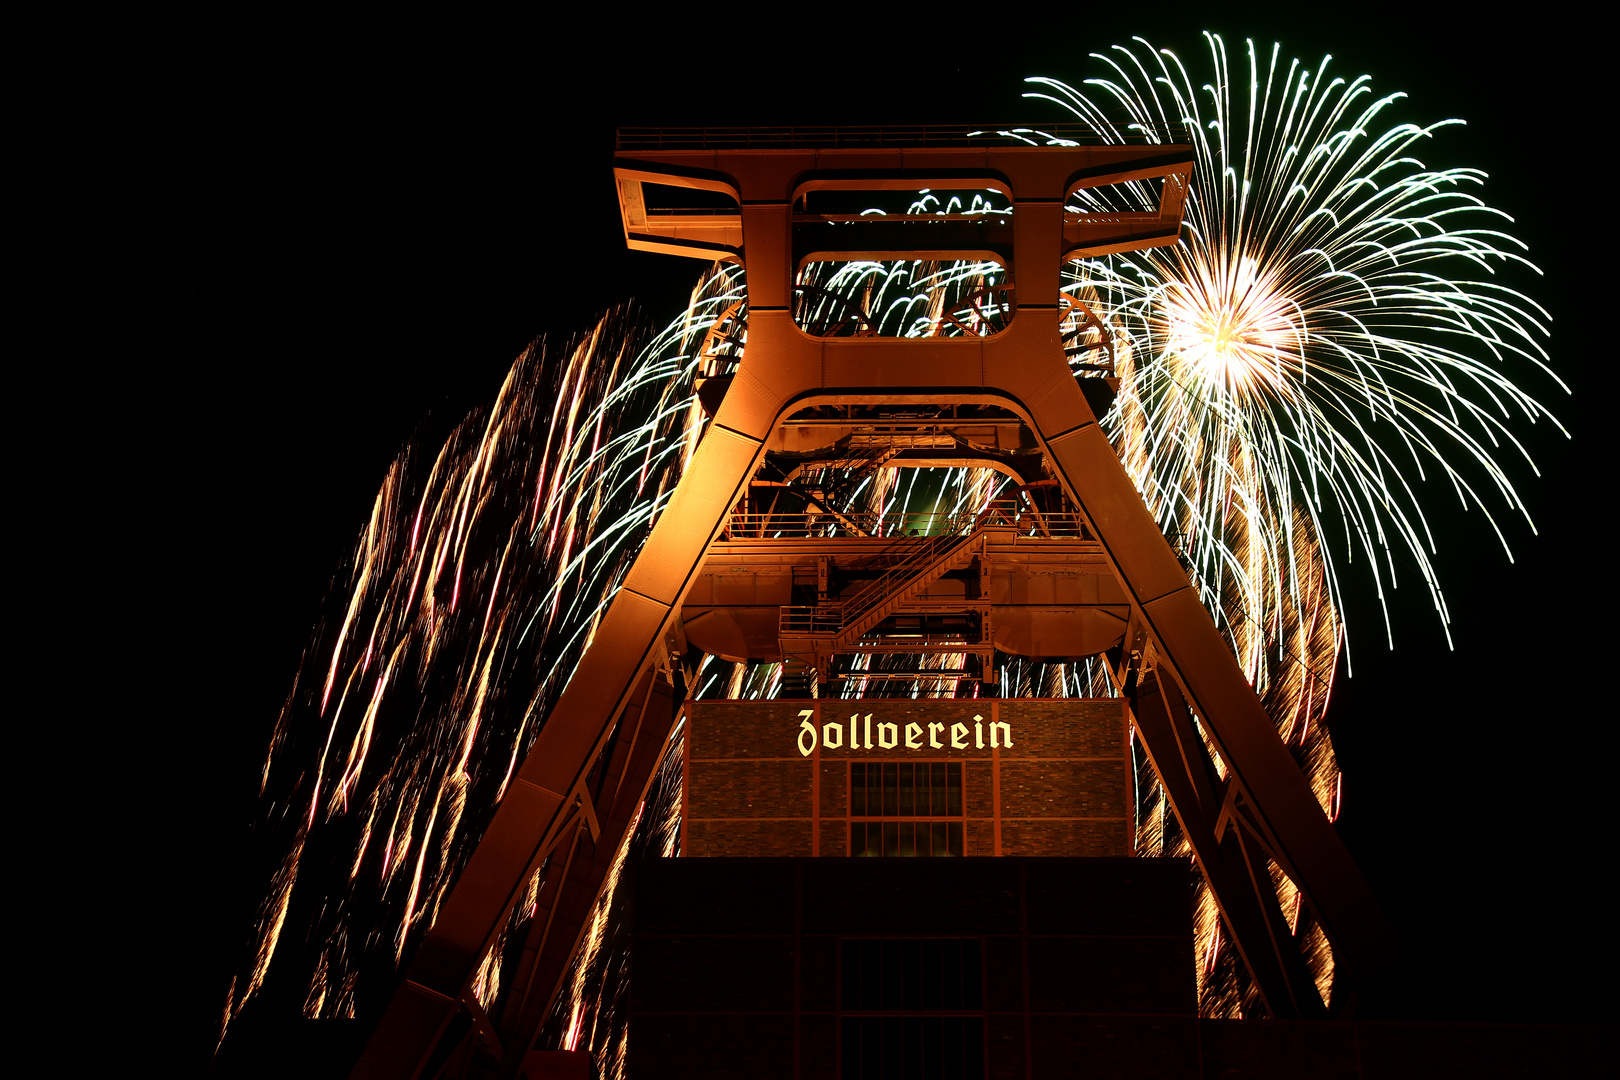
351,126,1398,1079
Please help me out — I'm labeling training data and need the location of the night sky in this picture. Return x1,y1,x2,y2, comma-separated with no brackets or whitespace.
67,5,1609,1074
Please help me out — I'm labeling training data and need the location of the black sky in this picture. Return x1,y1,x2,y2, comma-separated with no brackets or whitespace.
59,5,1609,1074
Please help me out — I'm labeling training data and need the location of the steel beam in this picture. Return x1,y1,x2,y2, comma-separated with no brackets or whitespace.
1129,668,1326,1018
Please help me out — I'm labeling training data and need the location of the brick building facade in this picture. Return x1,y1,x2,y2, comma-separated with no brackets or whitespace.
682,698,1132,861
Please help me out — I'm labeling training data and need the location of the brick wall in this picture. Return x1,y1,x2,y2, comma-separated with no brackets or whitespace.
684,698,1131,858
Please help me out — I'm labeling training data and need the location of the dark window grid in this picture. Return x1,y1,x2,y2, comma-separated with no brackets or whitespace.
839,939,986,1011
850,820,964,857
850,761,963,818
838,1010,987,1017
837,939,987,1080
838,1016,987,1080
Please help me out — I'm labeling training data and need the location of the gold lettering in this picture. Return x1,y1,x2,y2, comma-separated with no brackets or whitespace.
795,710,997,755
797,710,817,757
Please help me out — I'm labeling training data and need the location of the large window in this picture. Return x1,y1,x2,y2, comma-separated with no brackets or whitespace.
850,762,964,857
840,939,985,1079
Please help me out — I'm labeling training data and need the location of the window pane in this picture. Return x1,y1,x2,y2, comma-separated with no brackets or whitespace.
881,1017,902,1077
842,940,862,1010
902,941,922,1008
942,940,963,1009
963,1014,984,1077
863,1017,882,1078
921,941,942,1009
841,1017,862,1079
942,1017,963,1079
902,1016,923,1077
922,1016,943,1078
838,941,987,1079
962,937,983,1009
881,941,902,1008
850,760,963,861
865,942,882,1009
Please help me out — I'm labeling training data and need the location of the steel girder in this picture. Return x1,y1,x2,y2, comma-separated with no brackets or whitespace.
1124,653,1333,1018
353,669,681,1078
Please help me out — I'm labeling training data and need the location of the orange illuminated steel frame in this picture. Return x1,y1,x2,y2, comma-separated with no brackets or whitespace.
351,127,1398,1080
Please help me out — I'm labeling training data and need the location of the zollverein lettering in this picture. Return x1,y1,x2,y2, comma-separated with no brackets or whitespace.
796,710,1012,756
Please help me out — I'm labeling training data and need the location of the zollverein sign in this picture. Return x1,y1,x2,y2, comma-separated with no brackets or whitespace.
797,710,1012,756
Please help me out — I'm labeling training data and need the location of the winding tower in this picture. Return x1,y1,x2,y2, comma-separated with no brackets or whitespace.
351,126,1398,1079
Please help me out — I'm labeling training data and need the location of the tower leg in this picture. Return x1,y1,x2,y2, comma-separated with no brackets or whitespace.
352,415,765,1079
1129,668,1326,1018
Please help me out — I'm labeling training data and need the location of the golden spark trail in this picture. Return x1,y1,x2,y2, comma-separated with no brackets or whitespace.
788,43,1557,1014
221,268,742,1045
1016,33,1559,1014
226,39,1562,1046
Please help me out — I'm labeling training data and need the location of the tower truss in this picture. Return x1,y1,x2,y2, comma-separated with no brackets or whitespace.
351,126,1398,1079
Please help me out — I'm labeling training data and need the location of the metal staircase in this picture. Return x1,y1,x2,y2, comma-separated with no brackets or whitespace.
777,507,1024,681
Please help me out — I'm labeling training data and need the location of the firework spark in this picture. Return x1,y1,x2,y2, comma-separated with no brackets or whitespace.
1033,34,1557,1014
782,39,1559,1014
1034,35,1560,654
219,269,742,1048
226,36,1562,1054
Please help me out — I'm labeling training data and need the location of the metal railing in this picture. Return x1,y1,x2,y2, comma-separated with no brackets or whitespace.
835,531,962,623
829,670,975,681
725,509,971,540
722,508,1096,541
779,530,968,637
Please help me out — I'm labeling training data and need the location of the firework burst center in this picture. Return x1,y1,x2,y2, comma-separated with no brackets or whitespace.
1160,255,1299,396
